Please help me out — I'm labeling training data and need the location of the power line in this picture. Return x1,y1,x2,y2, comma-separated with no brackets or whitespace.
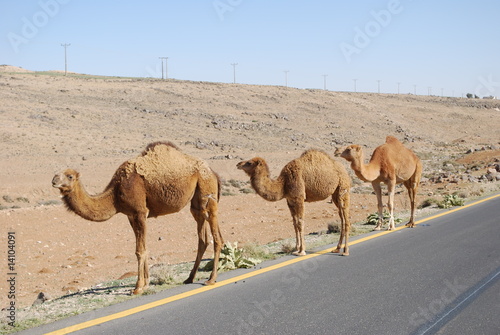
61,43,70,76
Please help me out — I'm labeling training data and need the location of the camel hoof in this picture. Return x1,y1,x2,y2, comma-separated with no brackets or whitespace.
332,248,340,254
373,227,381,231
341,252,349,256
131,288,143,295
204,280,216,286
292,251,306,256
183,278,194,285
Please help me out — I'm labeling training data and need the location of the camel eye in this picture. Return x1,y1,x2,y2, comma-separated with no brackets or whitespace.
245,162,252,166
67,174,73,180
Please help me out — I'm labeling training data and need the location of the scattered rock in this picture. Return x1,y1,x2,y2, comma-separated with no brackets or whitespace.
32,292,50,306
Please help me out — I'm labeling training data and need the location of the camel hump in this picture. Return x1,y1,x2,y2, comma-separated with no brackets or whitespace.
385,136,401,145
141,141,179,156
300,149,330,160
129,143,200,182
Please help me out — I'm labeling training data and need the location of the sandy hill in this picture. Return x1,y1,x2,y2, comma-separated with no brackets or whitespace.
0,69,499,308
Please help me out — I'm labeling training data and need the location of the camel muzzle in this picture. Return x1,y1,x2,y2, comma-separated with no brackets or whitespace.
236,161,250,170
51,175,63,188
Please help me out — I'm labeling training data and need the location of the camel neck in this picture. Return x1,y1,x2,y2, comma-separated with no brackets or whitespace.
350,156,380,182
63,181,117,222
250,165,285,202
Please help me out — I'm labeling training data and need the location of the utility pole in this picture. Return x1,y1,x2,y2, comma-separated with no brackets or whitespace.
231,63,238,83
284,70,289,87
353,79,357,93
61,43,70,76
159,57,168,79
397,82,401,94
377,80,381,94
322,74,328,90
414,84,417,95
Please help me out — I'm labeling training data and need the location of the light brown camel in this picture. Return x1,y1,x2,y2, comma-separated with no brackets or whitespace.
237,149,351,256
52,141,223,294
340,136,422,231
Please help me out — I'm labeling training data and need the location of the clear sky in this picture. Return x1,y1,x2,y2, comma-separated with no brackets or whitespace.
1,0,499,97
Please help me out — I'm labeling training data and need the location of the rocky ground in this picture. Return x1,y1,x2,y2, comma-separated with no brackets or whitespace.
0,66,499,314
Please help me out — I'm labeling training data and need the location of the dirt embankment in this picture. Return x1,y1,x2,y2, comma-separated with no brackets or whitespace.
0,69,499,309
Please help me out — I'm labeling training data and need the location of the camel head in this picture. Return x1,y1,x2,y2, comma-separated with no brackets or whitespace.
236,157,268,176
340,145,363,162
52,169,80,194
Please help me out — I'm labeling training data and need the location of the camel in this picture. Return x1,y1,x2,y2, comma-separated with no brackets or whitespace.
237,149,351,256
52,141,223,294
340,136,422,231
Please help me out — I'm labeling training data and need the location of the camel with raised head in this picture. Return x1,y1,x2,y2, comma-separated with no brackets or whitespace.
52,141,223,294
237,149,351,256
341,136,422,230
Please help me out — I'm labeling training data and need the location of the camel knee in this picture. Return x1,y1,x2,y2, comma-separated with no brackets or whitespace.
135,250,147,260
213,239,223,252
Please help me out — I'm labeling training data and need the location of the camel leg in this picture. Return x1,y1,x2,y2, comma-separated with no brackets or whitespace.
339,191,351,256
204,197,223,285
128,213,149,295
372,182,384,231
287,199,306,256
332,189,351,256
185,211,209,285
386,180,396,230
332,209,344,255
331,193,344,254
404,179,419,228
405,164,421,228
186,195,223,285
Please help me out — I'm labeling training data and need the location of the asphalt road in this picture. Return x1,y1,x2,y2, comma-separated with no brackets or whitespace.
26,195,500,335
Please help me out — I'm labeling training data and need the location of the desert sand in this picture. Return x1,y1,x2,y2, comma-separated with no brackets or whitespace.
1,65,499,308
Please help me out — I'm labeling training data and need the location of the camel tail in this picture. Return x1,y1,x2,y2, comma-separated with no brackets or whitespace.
413,158,423,187
212,169,222,202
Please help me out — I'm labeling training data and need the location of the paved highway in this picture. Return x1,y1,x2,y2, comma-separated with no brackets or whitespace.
26,194,500,335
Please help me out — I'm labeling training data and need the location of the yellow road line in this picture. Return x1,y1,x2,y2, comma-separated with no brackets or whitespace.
45,193,500,334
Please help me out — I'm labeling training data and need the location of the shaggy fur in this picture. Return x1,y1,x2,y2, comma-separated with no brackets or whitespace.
52,142,223,294
237,149,352,256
